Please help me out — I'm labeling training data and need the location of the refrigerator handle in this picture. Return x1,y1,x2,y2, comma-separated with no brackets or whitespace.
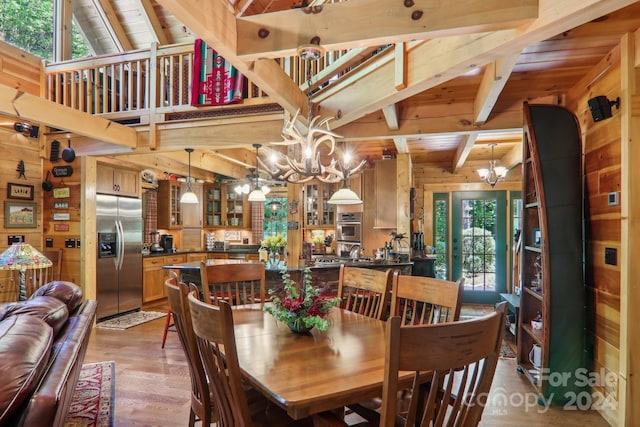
116,220,125,271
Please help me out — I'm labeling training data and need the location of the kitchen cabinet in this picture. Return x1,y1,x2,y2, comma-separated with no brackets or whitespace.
142,254,186,303
224,184,248,228
96,163,140,198
157,180,182,229
517,103,584,404
181,182,203,227
208,252,229,260
374,159,396,228
203,183,223,227
305,182,336,227
187,252,207,262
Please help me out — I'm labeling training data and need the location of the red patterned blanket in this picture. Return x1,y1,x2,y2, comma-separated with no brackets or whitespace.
191,39,244,106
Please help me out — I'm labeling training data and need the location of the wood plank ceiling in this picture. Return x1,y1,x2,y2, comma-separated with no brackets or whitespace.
65,0,640,177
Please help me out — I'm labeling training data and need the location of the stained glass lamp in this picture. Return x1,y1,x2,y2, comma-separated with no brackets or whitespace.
0,243,52,301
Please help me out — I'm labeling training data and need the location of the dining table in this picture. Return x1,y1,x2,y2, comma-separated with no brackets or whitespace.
228,304,426,420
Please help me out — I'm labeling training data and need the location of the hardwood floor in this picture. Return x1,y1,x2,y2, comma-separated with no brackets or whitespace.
84,302,611,426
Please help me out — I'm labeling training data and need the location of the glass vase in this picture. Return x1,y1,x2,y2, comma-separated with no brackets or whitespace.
269,249,280,268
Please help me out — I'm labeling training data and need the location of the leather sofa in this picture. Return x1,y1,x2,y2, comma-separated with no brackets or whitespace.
0,281,97,427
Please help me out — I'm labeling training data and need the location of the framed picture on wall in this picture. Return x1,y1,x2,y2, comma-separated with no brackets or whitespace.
5,202,37,228
7,183,34,200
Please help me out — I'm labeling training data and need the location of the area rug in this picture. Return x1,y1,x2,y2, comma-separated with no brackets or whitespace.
65,361,114,427
95,311,165,330
460,305,516,358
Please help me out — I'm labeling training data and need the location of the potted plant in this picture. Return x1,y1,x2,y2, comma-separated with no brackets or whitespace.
264,268,341,333
312,235,325,253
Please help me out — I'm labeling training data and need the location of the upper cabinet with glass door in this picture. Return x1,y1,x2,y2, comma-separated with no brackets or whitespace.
225,183,247,228
203,183,223,228
305,182,336,228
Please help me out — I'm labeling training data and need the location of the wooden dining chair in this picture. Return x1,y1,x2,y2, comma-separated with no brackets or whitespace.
187,291,313,427
390,271,464,325
337,265,392,320
313,302,508,427
161,271,178,348
165,274,216,426
346,272,464,420
199,261,266,306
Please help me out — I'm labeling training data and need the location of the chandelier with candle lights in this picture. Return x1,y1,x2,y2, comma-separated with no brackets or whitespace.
257,45,366,184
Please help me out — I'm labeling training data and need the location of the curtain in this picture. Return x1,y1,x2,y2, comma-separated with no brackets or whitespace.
191,39,244,106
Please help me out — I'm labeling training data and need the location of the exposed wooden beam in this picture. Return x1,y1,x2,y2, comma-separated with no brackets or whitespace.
382,104,399,130
393,137,409,154
0,83,137,148
156,0,308,119
339,108,523,142
300,47,379,92
452,133,478,173
501,142,523,170
53,0,73,61
394,43,406,91
137,0,170,45
473,53,520,124
235,0,539,60
324,0,639,129
91,0,134,52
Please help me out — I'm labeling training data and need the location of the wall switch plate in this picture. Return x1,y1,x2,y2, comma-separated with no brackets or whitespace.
605,247,617,265
76,239,81,248
45,238,54,248
608,192,620,206
65,239,76,248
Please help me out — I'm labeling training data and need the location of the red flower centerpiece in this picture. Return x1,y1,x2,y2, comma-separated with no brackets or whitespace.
264,268,341,333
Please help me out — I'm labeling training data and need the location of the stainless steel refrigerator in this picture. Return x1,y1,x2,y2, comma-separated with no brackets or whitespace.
96,194,143,320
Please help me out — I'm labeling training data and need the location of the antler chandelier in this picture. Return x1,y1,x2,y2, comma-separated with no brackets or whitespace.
257,46,366,184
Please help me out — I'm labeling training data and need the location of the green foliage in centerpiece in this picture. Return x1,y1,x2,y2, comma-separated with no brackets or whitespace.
261,234,287,252
264,268,341,332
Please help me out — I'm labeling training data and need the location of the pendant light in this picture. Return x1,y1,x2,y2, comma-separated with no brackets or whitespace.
180,148,198,204
328,180,362,205
477,143,508,188
248,144,269,202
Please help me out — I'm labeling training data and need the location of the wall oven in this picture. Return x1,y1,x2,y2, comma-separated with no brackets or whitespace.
336,212,362,243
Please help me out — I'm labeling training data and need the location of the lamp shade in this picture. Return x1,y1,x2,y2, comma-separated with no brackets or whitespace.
180,190,199,204
327,187,362,205
248,189,266,202
0,243,52,270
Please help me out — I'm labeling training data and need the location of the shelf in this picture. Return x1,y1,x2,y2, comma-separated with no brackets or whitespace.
525,202,539,208
524,245,542,253
518,361,542,390
523,286,543,301
521,324,543,344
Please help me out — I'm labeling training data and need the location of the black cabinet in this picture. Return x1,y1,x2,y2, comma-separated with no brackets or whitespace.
411,257,435,278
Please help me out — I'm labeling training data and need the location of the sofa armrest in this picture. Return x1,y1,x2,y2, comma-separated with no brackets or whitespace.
14,299,96,427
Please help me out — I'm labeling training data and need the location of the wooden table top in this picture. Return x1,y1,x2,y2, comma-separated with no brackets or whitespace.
230,306,415,420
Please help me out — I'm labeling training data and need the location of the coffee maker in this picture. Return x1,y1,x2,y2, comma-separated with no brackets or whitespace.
160,234,174,253
150,231,164,253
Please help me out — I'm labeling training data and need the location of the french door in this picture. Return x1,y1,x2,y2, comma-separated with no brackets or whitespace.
451,191,507,304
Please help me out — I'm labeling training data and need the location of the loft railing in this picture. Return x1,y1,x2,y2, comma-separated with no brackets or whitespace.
43,42,374,117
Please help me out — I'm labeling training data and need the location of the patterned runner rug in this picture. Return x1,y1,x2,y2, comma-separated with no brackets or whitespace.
95,311,165,330
65,361,115,427
460,305,516,358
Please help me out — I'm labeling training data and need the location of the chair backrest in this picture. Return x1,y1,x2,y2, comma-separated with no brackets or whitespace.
199,261,265,306
390,271,464,325
379,302,508,427
165,272,214,425
337,265,392,320
188,291,254,427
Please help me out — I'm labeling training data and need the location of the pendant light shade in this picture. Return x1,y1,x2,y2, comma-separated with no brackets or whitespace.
328,182,362,205
248,189,266,202
180,148,199,204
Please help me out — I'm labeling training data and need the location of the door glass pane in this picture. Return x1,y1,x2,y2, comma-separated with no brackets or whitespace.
461,199,497,291
434,195,448,279
263,196,287,241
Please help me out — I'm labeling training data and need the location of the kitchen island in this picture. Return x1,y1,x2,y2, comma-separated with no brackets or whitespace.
161,258,413,292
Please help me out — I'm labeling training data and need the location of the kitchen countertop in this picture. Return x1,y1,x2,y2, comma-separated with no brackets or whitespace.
161,258,413,271
143,249,248,258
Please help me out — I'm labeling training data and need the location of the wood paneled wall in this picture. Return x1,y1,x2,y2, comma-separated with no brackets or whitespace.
0,131,44,301
565,42,623,426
